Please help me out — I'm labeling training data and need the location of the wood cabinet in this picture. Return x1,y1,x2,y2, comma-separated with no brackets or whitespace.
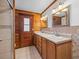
41,38,47,59
47,40,55,59
33,34,42,54
47,40,72,59
33,34,37,46
37,35,42,54
34,34,72,59
56,42,72,59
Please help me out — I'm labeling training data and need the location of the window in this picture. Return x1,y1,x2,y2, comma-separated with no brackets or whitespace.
24,18,30,31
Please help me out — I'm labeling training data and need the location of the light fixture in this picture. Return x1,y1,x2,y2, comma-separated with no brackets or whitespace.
56,12,60,14
62,8,68,12
52,2,70,14
52,9,56,14
58,2,64,10
41,15,48,21
58,5,63,10
52,2,64,14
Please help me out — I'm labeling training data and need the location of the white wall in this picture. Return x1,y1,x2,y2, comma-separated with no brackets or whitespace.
0,10,13,59
42,0,79,27
69,0,79,26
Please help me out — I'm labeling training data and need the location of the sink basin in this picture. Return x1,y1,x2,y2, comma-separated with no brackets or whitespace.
54,34,61,36
53,33,72,38
48,34,63,39
35,32,71,44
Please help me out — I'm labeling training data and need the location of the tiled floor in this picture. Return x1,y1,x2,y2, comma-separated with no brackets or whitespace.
15,46,42,59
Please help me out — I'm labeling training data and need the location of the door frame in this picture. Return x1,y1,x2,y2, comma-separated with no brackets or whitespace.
13,9,34,59
13,0,15,59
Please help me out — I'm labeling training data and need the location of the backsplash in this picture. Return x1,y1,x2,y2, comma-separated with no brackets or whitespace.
41,26,79,34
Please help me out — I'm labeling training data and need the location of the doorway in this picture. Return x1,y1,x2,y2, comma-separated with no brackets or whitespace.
15,13,33,48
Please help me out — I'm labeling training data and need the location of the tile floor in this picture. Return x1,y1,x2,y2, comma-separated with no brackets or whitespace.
15,46,42,59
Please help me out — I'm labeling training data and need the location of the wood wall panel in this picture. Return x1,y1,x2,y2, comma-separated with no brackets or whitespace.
15,13,20,48
15,13,34,48
33,14,41,31
15,9,41,31
15,9,41,48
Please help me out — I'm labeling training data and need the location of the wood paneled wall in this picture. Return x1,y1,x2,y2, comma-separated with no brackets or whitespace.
15,9,41,31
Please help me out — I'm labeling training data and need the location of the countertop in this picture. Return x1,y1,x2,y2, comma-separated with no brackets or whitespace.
35,32,72,44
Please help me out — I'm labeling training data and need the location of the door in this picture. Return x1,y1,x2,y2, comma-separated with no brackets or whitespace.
20,14,33,47
15,13,20,48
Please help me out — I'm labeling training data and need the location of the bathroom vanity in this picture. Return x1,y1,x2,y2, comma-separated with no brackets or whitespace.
34,32,72,59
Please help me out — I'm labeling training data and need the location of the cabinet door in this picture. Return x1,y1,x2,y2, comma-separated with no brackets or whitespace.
37,36,42,54
47,40,55,59
56,42,72,59
42,38,47,59
33,34,37,46
36,35,38,49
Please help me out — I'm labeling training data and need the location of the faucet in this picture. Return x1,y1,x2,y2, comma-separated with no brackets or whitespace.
54,31,60,36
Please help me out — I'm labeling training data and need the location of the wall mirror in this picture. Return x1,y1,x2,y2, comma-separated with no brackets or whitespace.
52,6,70,26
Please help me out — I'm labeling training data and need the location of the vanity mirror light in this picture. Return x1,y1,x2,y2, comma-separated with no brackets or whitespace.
52,5,70,26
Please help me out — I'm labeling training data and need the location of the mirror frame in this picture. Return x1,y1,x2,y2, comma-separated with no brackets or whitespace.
52,5,71,27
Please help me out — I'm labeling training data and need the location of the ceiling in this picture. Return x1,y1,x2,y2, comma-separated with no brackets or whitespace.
15,0,55,13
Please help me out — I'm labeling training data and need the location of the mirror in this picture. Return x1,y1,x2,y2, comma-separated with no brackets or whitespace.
52,6,70,26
